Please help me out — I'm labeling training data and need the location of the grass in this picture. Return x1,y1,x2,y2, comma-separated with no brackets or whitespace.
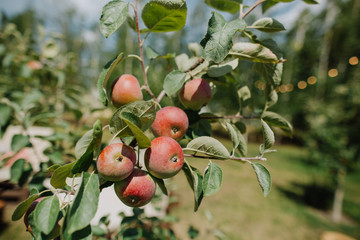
169,139,360,240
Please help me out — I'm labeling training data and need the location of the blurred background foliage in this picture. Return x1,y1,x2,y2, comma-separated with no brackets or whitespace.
0,0,359,239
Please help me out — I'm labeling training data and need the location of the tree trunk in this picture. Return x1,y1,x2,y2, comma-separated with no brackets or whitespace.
332,168,346,222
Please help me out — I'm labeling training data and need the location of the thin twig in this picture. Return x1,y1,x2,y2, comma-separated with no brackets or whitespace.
134,0,156,100
185,57,205,73
183,153,266,162
241,0,266,19
200,114,259,120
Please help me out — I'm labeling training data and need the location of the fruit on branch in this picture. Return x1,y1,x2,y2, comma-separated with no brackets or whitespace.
111,74,143,107
179,78,212,110
114,168,156,207
144,136,184,179
97,143,136,182
151,106,189,141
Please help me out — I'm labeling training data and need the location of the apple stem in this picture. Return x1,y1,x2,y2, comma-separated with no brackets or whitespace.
133,0,156,101
241,0,266,19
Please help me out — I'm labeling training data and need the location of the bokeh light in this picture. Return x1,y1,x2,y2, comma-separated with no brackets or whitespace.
298,81,307,89
349,56,358,65
307,76,317,85
328,69,338,77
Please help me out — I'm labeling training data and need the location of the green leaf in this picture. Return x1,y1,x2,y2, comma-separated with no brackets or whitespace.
121,112,151,148
262,111,293,137
202,161,222,196
47,151,64,165
230,42,278,63
265,87,278,108
109,100,156,138
34,195,60,235
145,46,160,59
254,62,283,86
142,0,187,32
10,159,32,186
206,83,240,116
207,58,238,77
151,176,168,196
205,0,242,14
302,0,319,4
249,18,285,32
185,136,230,159
67,173,100,234
0,103,12,126
11,191,39,221
201,12,246,63
252,163,271,197
223,122,247,157
10,159,26,184
11,134,30,153
75,130,93,160
261,119,274,149
262,0,294,13
182,160,203,211
72,120,103,174
99,0,129,38
97,53,124,106
50,162,75,189
163,70,186,97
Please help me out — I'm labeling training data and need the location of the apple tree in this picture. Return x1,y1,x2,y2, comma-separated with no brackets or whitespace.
10,0,318,239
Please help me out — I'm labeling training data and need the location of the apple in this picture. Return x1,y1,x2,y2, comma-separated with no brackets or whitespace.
179,78,212,110
97,143,136,182
27,60,43,70
111,74,143,107
151,106,189,141
114,168,156,207
144,136,184,179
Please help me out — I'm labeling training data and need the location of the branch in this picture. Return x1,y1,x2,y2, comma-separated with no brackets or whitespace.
241,0,266,19
183,153,266,162
200,114,259,120
134,0,156,100
185,57,205,73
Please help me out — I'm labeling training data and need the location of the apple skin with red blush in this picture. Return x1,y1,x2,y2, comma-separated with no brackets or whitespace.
97,143,136,182
151,106,189,141
114,168,156,207
179,78,212,110
144,136,184,179
111,74,143,107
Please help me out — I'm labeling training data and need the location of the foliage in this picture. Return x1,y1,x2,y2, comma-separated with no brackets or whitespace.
5,0,321,238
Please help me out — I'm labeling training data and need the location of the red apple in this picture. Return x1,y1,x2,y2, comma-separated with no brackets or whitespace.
114,169,156,207
179,78,212,110
97,143,136,182
144,136,184,179
111,74,143,107
151,106,189,141
27,60,43,70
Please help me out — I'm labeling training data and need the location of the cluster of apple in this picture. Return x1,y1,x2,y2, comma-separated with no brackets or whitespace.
97,74,212,207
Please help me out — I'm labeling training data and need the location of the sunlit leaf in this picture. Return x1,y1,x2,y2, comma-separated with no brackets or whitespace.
142,0,187,32
252,163,271,197
203,161,222,196
201,12,246,63
100,0,129,38
185,136,230,159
